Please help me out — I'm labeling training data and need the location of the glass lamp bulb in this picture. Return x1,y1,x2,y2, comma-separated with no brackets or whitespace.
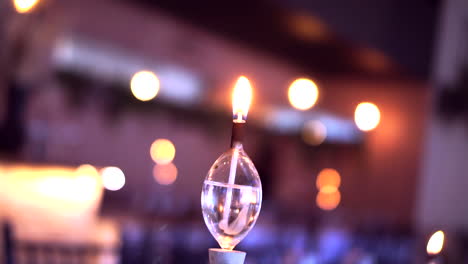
201,143,262,250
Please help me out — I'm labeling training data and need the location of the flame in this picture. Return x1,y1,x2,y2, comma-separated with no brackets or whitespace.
427,230,445,255
232,76,253,122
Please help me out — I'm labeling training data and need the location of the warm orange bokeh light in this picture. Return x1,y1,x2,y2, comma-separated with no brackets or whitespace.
130,71,160,101
232,76,253,122
0,164,104,239
13,0,40,13
354,102,380,131
101,167,125,191
288,78,319,110
356,48,391,73
75,164,99,178
288,14,330,42
0,165,102,204
302,120,327,145
153,163,178,185
316,189,341,211
150,139,176,165
75,164,101,200
316,168,341,190
427,230,445,255
320,185,339,194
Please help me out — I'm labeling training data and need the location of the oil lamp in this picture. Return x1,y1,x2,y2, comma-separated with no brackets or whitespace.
201,76,262,264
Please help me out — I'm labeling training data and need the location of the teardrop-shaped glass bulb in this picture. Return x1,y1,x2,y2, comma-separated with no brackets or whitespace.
201,143,262,250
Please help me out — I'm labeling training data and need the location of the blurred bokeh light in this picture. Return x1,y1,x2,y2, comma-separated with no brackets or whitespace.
130,71,160,101
74,164,102,201
101,167,126,191
75,164,100,178
355,48,392,73
354,102,381,131
427,230,445,255
0,164,103,229
316,186,341,211
316,168,341,190
13,0,40,13
153,163,178,185
316,168,341,211
150,139,176,165
287,14,330,42
302,120,327,145
288,78,319,110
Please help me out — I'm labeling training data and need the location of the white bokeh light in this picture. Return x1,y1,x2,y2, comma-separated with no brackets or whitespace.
354,102,380,131
130,71,160,101
101,167,125,191
288,78,319,110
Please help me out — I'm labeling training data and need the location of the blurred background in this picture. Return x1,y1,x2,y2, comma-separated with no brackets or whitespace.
0,0,467,263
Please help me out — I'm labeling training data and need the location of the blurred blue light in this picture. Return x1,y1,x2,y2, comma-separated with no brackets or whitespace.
262,107,362,143
318,228,351,262
53,35,203,105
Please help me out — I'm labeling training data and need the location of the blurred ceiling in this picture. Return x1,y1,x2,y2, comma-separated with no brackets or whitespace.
124,0,439,81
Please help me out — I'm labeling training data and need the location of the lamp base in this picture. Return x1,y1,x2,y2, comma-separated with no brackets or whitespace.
209,248,246,264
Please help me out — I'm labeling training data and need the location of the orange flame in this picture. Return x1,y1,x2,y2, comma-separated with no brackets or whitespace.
232,76,253,123
427,230,444,255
